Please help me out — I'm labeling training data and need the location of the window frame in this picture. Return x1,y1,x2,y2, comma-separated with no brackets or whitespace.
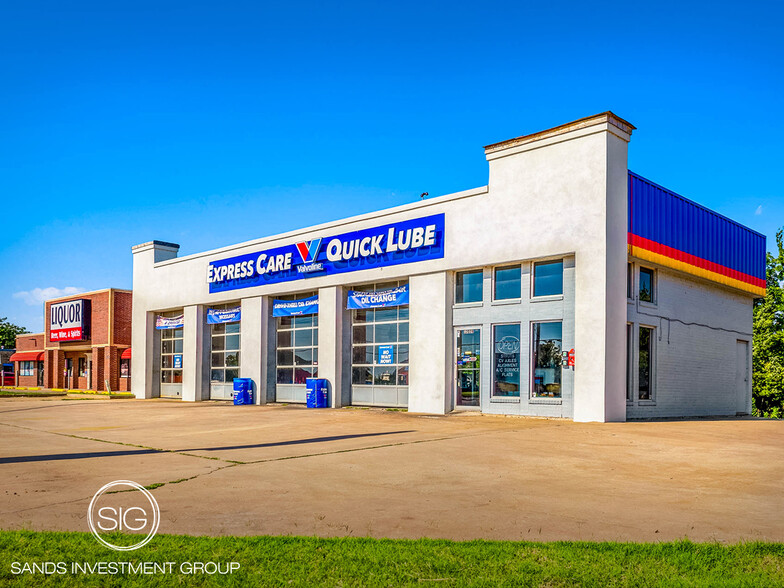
638,266,656,305
19,361,35,376
490,322,522,400
454,269,484,305
492,264,522,303
627,262,633,300
531,259,564,299
637,324,656,402
530,320,564,399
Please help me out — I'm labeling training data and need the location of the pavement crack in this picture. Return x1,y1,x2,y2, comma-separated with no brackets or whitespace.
240,434,473,464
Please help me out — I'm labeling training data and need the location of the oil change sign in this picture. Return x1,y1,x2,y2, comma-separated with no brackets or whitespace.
50,299,88,342
207,213,445,293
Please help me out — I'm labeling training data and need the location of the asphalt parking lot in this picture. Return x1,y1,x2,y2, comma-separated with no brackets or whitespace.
1,397,782,542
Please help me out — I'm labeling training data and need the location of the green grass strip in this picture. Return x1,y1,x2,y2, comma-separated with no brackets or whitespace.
0,390,66,397
0,530,782,587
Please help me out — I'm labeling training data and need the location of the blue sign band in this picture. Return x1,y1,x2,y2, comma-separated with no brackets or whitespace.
208,213,444,293
347,285,409,309
272,295,319,317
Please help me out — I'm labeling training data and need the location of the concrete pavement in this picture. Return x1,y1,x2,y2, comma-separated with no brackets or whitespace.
1,397,782,542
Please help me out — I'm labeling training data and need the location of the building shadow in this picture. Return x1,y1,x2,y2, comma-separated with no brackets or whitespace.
0,430,415,464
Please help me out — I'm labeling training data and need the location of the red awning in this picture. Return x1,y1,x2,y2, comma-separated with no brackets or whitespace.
9,351,44,362
121,348,132,359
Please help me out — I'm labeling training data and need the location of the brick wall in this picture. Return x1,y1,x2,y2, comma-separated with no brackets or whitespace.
626,264,753,418
37,289,133,391
114,291,133,346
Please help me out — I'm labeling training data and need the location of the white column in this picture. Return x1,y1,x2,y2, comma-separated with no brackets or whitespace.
130,240,180,400
572,131,629,422
131,311,156,399
182,304,206,402
240,296,268,405
318,286,346,408
408,272,451,414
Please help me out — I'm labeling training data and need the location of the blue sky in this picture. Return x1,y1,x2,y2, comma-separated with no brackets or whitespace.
1,1,782,333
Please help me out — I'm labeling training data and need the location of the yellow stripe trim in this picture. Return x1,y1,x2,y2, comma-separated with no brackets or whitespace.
629,245,766,297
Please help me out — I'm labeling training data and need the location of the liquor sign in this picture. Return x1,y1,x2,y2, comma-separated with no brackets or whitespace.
49,299,89,342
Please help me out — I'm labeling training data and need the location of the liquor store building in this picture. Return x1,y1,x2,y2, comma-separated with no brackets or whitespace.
12,289,133,392
131,113,765,422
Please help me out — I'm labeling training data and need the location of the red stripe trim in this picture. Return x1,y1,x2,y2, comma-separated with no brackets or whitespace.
628,233,766,289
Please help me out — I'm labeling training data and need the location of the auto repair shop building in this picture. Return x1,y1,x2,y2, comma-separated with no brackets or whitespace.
130,112,765,421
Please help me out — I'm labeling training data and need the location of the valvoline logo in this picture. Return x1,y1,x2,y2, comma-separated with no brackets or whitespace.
295,238,322,264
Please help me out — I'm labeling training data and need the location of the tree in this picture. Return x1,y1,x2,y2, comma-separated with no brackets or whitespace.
752,228,784,418
0,317,29,349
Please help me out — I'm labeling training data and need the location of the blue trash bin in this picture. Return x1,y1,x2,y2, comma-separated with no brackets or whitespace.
233,378,253,405
305,378,328,408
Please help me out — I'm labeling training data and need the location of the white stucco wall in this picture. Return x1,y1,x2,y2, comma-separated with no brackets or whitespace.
131,114,637,420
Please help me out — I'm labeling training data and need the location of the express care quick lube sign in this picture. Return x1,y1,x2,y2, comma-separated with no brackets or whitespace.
50,299,88,342
207,213,445,293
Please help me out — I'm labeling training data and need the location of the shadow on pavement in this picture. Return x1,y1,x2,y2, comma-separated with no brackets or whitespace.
0,430,415,464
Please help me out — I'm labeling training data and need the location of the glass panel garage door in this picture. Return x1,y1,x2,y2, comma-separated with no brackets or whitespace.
275,293,318,403
160,319,183,398
351,281,409,407
209,304,241,400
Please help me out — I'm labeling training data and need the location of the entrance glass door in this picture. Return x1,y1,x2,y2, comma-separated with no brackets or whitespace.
455,328,481,407
65,359,73,389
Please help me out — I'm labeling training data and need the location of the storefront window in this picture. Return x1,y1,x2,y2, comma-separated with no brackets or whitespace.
639,326,653,400
78,357,86,377
494,265,521,300
533,260,563,297
351,282,409,387
492,324,520,397
210,304,241,386
160,326,183,384
456,270,483,304
120,358,130,378
531,322,562,398
19,361,35,376
276,293,318,385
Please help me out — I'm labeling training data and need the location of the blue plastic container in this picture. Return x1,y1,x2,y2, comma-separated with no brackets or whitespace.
232,378,253,405
305,378,328,408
